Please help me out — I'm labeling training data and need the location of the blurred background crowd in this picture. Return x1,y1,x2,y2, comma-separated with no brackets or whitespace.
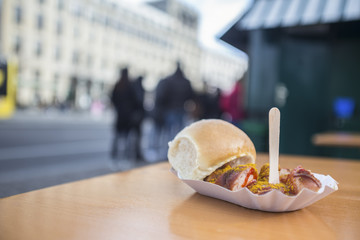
108,60,247,164
0,0,359,197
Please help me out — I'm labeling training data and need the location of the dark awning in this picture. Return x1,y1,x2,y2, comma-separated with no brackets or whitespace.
220,0,360,46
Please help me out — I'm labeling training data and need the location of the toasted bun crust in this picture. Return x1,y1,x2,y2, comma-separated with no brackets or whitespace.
168,119,256,180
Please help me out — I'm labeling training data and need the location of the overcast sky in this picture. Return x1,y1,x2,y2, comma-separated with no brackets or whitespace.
181,0,252,56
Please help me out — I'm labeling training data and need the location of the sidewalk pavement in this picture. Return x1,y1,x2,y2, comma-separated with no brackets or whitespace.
0,108,170,197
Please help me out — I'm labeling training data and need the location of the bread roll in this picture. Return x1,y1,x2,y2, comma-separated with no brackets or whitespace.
168,119,256,180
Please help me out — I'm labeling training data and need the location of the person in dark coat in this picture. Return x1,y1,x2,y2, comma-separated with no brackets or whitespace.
196,82,222,120
154,61,194,137
110,67,139,159
131,75,145,160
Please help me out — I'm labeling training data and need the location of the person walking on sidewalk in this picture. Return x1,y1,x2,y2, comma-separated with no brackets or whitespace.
154,61,194,138
130,75,145,161
110,67,139,160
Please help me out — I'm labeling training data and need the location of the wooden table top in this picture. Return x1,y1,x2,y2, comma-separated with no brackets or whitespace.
1,154,360,240
312,132,360,148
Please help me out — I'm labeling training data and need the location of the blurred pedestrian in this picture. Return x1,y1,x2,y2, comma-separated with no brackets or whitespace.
154,61,194,137
220,77,246,126
196,82,222,120
110,67,139,159
131,75,145,160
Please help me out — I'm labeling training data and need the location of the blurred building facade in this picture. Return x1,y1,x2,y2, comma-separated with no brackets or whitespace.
201,49,247,91
0,0,246,109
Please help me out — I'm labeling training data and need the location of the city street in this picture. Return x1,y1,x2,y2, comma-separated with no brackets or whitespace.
0,110,165,198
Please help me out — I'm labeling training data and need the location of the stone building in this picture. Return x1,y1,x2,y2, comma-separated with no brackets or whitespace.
0,0,246,108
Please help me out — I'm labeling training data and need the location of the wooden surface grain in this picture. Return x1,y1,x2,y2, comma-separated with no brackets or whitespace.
1,154,359,240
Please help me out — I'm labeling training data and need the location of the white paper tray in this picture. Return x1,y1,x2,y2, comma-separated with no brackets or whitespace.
172,169,338,212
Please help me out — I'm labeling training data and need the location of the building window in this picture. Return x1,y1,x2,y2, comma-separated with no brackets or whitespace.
72,51,80,64
86,55,93,67
70,2,82,17
34,70,41,91
54,45,61,61
35,41,42,57
56,19,63,35
86,8,93,22
88,32,94,42
105,17,111,27
33,69,41,105
101,59,107,69
57,0,64,11
53,73,60,98
54,73,59,84
91,14,97,24
37,14,44,30
14,6,22,24
14,36,22,54
73,26,80,38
